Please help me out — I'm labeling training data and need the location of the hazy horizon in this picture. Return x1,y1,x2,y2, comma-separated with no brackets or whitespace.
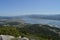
0,0,60,16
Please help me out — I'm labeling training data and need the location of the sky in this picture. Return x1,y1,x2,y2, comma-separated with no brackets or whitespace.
0,0,60,16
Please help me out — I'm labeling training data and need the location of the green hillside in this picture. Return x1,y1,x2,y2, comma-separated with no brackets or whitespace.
0,24,60,40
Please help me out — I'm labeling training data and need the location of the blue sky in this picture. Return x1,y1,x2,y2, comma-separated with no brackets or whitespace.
0,0,60,16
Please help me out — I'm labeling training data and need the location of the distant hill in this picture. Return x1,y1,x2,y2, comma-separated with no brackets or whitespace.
18,14,60,20
0,14,60,20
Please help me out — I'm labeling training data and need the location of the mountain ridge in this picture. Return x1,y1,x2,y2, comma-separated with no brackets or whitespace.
0,14,60,20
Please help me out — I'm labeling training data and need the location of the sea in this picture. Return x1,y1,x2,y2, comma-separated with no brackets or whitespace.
22,17,60,28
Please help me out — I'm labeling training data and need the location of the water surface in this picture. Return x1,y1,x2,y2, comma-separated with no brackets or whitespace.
22,17,60,28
